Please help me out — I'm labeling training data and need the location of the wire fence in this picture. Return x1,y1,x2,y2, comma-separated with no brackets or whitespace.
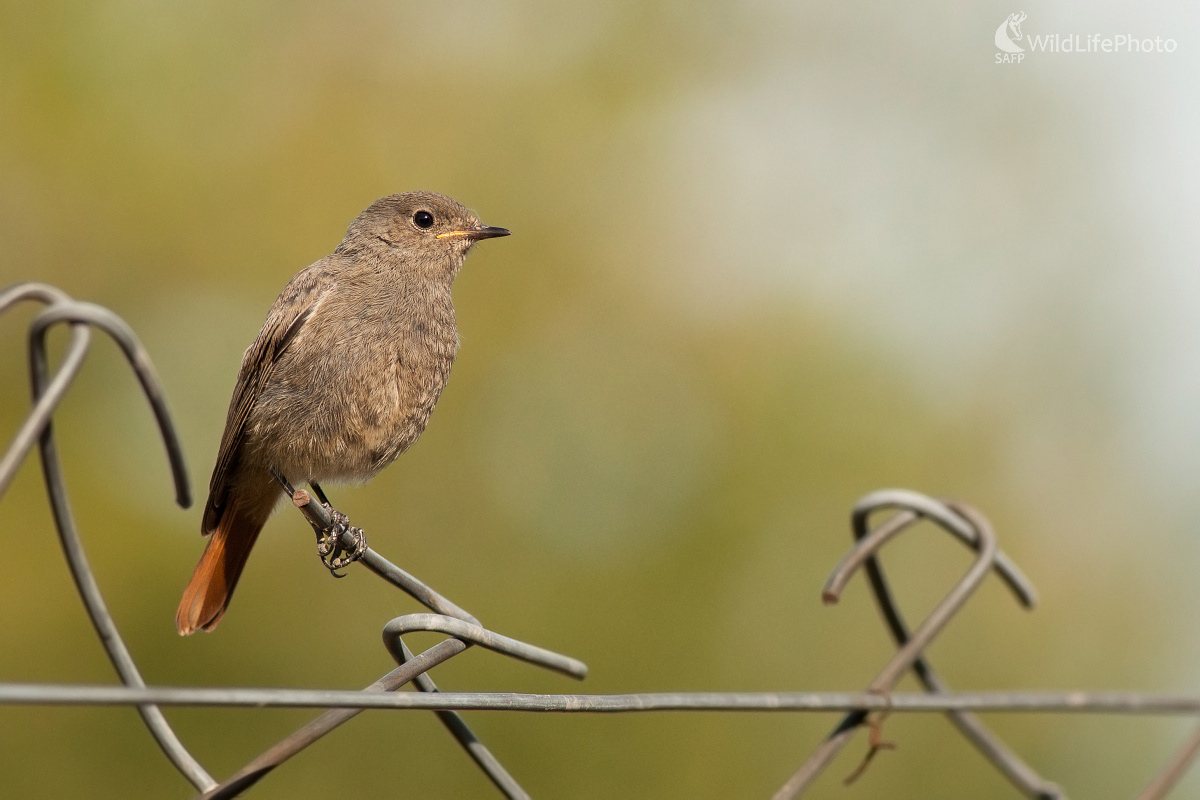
2,280,1199,799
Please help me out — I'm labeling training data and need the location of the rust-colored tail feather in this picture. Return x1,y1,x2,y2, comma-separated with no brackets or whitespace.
176,497,268,635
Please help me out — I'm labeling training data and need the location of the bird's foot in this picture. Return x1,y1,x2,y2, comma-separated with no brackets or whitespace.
317,505,368,575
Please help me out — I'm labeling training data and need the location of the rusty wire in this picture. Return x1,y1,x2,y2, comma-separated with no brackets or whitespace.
3,280,1200,799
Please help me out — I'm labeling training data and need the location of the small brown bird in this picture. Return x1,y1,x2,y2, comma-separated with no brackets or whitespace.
176,192,509,635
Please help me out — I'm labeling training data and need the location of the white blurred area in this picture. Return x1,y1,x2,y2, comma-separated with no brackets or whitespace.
637,1,1200,513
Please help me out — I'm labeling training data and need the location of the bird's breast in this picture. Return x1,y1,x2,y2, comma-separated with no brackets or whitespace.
253,301,458,482
364,320,458,467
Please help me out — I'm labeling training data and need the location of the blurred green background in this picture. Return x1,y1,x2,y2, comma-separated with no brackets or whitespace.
2,1,1199,797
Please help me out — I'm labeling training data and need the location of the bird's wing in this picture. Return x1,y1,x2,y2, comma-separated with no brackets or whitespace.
201,265,334,534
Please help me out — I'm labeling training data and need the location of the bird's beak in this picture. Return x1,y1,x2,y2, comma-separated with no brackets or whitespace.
437,225,511,241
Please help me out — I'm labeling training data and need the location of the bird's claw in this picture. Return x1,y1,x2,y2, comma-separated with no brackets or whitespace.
317,504,367,575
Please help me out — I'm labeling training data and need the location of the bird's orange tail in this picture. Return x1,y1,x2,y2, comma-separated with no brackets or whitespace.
176,496,271,635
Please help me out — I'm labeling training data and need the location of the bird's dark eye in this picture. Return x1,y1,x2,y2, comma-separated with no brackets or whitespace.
413,210,434,229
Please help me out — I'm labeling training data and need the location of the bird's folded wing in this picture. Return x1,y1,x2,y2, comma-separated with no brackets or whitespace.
201,264,334,534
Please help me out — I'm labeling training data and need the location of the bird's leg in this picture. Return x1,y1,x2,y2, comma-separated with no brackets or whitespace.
307,480,341,561
308,481,340,559
269,469,296,495
268,472,368,575
307,482,367,575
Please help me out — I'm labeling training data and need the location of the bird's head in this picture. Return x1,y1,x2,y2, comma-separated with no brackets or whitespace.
341,191,510,277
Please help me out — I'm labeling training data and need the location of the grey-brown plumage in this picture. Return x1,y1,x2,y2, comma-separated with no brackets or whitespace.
176,192,509,635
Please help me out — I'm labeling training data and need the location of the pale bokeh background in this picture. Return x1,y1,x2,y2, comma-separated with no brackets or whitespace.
2,1,1199,797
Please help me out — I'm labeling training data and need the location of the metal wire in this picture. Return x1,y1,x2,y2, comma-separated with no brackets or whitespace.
274,479,541,798
1138,724,1200,800
3,280,1200,799
5,684,1200,714
9,285,213,791
774,493,1011,797
779,494,1061,800
286,485,480,624
202,639,471,800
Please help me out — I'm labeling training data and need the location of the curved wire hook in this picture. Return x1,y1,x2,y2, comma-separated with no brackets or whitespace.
0,285,90,498
832,495,1061,798
24,295,211,791
844,489,1037,608
30,300,191,508
382,613,589,680
774,491,1057,798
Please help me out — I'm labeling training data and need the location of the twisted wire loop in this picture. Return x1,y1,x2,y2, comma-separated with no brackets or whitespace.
773,490,1063,800
201,509,589,800
224,480,588,800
